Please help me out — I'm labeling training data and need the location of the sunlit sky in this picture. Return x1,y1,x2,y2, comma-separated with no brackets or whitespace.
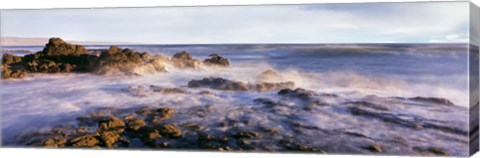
0,2,471,44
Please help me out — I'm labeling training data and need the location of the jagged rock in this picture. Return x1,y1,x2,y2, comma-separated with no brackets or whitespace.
69,134,100,147
187,77,294,92
150,108,176,124
127,119,146,131
97,116,126,133
203,54,229,67
41,37,87,56
99,131,122,147
171,51,203,69
2,54,23,65
42,136,67,148
278,88,317,101
232,131,260,139
157,123,182,138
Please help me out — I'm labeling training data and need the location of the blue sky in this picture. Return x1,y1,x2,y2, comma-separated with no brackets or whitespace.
0,2,470,44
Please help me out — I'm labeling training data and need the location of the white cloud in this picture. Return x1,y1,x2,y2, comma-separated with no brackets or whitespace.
0,2,470,43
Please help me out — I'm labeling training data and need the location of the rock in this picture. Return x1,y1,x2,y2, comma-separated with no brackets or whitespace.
278,88,317,101
150,108,176,124
2,54,23,65
203,54,230,67
253,98,278,106
427,147,450,156
232,131,260,139
257,69,281,80
157,123,182,138
365,144,383,152
127,119,146,131
171,51,203,69
409,97,454,106
188,77,249,91
188,77,294,92
255,82,295,92
42,136,67,148
172,51,193,60
123,113,137,120
69,134,100,147
97,116,126,133
41,37,87,56
99,131,122,147
94,46,148,75
347,101,389,111
149,86,186,94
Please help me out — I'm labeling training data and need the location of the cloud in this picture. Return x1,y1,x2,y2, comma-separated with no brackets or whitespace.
0,2,470,44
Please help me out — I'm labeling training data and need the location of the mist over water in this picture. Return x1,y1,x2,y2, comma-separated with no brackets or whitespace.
1,44,470,155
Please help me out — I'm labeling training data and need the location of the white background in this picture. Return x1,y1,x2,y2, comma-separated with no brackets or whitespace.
0,0,479,158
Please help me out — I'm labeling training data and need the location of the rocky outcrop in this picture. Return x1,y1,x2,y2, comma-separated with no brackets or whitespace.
203,54,229,67
171,51,203,69
93,46,166,75
187,77,294,92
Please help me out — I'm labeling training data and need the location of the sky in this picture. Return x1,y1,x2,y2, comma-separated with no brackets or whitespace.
0,2,470,44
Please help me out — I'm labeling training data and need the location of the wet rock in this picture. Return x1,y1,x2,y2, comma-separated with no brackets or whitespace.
188,77,249,91
149,85,186,94
257,69,281,80
2,54,23,65
188,77,294,92
99,131,122,147
413,146,450,156
94,46,156,75
279,139,324,152
278,88,317,101
123,113,137,120
41,37,87,56
150,108,176,124
203,54,229,67
127,119,146,131
409,97,454,106
97,116,126,133
232,131,260,139
136,107,152,116
255,82,295,92
365,144,383,152
171,51,203,69
69,134,100,147
347,101,389,111
253,98,278,106
157,123,182,138
42,136,67,148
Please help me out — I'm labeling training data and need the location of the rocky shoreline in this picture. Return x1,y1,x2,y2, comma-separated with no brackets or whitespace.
1,38,469,156
1,37,230,79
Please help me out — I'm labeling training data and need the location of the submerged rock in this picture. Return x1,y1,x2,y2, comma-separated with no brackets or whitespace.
203,54,229,67
408,97,454,106
187,77,294,92
157,123,182,138
277,88,317,101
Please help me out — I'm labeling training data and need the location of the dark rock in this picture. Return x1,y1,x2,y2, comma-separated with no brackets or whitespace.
99,131,122,147
97,116,126,133
150,108,176,124
42,136,67,148
2,54,23,65
278,88,317,101
68,134,100,147
409,97,454,106
149,86,186,94
253,98,278,106
347,101,389,111
203,54,229,67
188,77,294,92
41,37,87,56
232,131,260,139
127,119,146,131
171,51,202,69
365,144,383,152
157,123,182,138
77,112,106,126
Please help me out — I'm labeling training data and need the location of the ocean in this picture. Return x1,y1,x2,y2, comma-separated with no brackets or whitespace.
0,44,471,155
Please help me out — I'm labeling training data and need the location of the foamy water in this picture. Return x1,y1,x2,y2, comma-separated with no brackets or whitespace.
0,44,471,155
